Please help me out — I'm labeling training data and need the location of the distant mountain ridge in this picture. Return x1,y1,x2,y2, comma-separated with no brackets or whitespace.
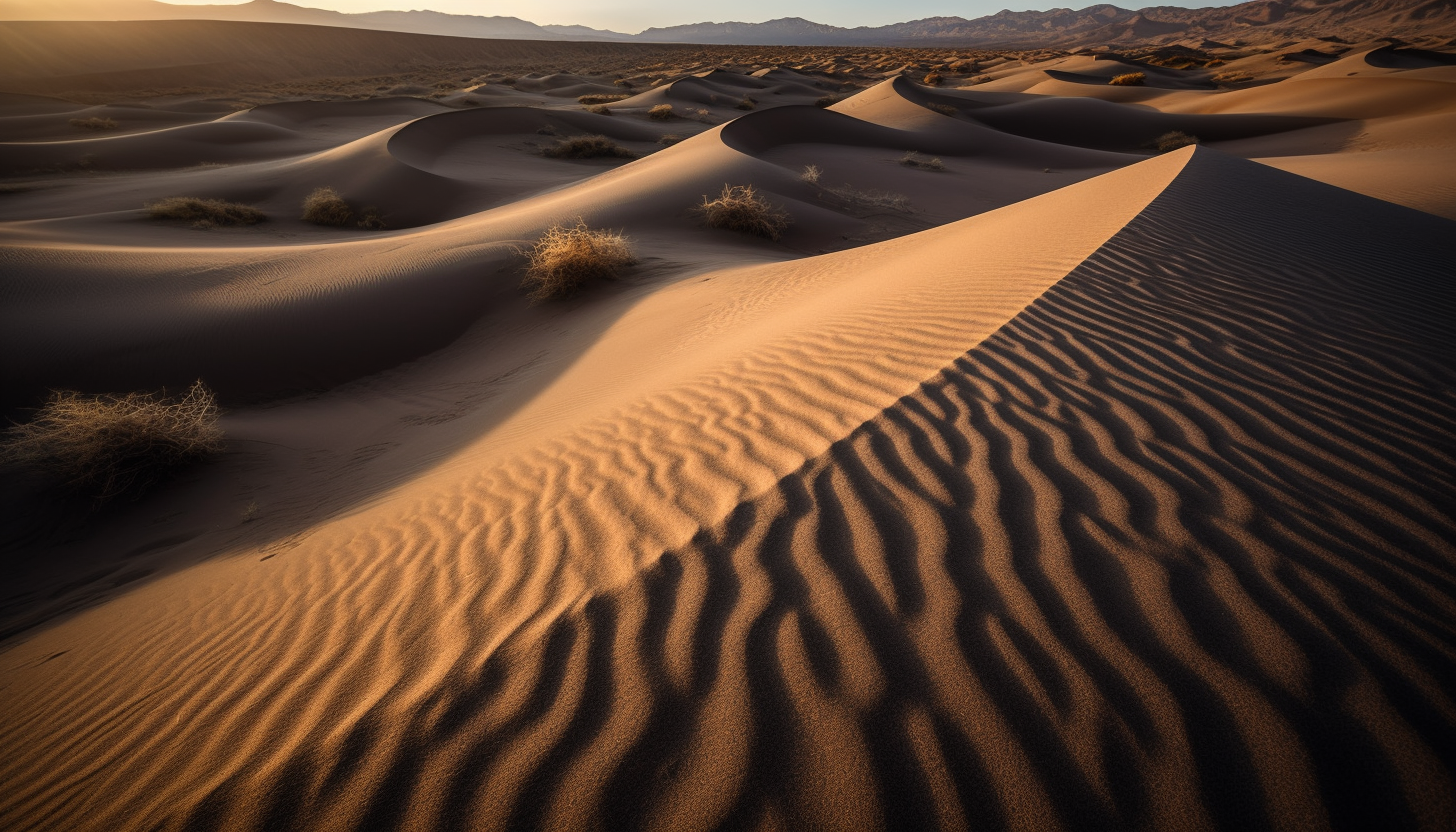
1,0,1452,46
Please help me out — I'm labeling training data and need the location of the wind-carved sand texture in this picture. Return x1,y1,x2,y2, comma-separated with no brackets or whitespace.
1,20,1454,832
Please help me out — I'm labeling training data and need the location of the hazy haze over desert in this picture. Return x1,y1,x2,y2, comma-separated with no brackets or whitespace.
1,1,1454,830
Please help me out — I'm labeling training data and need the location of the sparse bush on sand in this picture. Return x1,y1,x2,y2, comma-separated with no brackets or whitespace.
658,133,683,146
578,93,631,105
302,186,355,226
824,185,912,213
520,220,636,301
927,102,958,116
735,96,757,110
816,94,845,107
1154,131,1199,152
586,104,613,115
1211,70,1253,86
900,151,945,171
697,184,791,241
542,135,636,159
301,187,387,229
148,197,265,228
648,104,674,120
923,72,944,86
800,164,822,185
0,381,224,499
69,117,117,131
1109,72,1148,86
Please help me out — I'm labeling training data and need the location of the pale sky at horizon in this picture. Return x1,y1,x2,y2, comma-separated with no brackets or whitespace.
158,0,1230,33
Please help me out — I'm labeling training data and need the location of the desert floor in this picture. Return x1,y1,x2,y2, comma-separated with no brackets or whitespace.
2,23,1455,832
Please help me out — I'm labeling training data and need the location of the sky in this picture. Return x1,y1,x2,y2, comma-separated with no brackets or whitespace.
159,1,1231,33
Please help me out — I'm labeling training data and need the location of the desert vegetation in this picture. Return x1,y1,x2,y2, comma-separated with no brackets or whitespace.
0,380,224,498
697,184,791,241
520,220,636,301
923,72,944,86
301,187,387,229
1109,72,1148,86
735,96,757,110
648,104,675,120
800,164,822,185
657,133,683,146
69,117,118,131
578,93,631,105
927,102,958,116
1154,131,1200,152
542,135,636,159
900,151,945,171
148,197,266,228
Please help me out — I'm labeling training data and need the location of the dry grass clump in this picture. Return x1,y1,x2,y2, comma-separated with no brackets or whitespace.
735,96,757,110
900,151,945,171
1211,70,1254,86
69,117,117,131
1154,130,1199,152
586,104,613,115
927,102,958,116
648,104,675,120
520,220,636,301
658,133,683,146
923,72,944,86
800,164,822,184
302,186,355,226
0,381,223,499
824,185,911,213
816,94,845,107
1109,72,1148,86
148,197,265,228
578,93,631,105
697,184,791,241
542,135,636,159
300,187,387,229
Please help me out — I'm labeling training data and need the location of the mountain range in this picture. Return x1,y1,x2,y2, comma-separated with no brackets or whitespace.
1,0,1452,47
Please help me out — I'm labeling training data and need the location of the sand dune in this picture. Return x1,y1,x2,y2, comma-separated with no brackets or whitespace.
2,20,1454,832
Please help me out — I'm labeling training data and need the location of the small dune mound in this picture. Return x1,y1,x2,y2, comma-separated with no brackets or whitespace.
542,135,636,159
520,220,636,302
697,184,791,241
0,380,223,499
147,197,265,227
1109,72,1148,86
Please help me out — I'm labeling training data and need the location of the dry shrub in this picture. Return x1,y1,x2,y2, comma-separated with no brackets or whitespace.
900,151,945,171
520,220,636,301
1211,70,1253,85
1109,72,1148,86
648,104,674,120
1154,130,1199,152
1204,58,1227,68
816,94,844,107
923,72,944,86
658,133,683,146
148,197,265,227
542,135,636,159
578,93,630,105
970,75,994,84
302,186,354,226
735,96,757,110
613,78,635,87
69,117,117,131
800,164,822,184
824,185,911,212
356,207,387,230
927,102,957,116
697,184,790,241
586,104,613,115
1,381,223,499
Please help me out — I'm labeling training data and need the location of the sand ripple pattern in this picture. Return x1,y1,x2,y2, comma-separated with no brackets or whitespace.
324,154,1452,830
3,152,1453,831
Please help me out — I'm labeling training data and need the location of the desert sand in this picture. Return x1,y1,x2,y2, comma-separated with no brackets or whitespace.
1,19,1454,832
